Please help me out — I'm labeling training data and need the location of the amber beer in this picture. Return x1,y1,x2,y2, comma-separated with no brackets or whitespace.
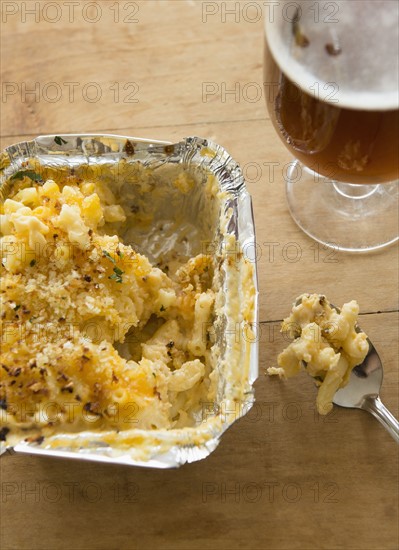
264,1,399,184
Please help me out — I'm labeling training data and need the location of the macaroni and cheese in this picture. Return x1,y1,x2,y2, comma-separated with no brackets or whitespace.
0,160,235,445
268,293,369,414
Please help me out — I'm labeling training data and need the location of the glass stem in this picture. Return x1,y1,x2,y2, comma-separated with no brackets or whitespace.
332,182,379,200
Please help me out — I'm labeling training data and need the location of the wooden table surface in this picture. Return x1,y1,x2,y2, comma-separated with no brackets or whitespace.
1,2,398,549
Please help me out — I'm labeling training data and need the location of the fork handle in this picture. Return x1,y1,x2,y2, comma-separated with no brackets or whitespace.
363,396,399,443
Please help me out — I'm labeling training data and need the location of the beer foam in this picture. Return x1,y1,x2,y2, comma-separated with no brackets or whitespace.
265,0,399,110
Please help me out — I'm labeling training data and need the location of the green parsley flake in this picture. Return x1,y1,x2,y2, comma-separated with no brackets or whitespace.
10,170,43,184
109,266,124,284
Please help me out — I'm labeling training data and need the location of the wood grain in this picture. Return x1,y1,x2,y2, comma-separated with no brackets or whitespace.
1,2,398,549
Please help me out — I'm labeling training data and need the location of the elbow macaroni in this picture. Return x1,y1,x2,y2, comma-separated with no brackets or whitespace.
0,165,223,441
268,294,369,415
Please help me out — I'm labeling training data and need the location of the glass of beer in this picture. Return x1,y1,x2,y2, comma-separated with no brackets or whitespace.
264,0,398,252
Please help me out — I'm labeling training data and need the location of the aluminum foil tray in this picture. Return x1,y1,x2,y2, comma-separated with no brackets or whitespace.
0,134,258,468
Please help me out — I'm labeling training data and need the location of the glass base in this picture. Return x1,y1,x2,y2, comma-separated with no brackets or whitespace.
286,162,399,253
